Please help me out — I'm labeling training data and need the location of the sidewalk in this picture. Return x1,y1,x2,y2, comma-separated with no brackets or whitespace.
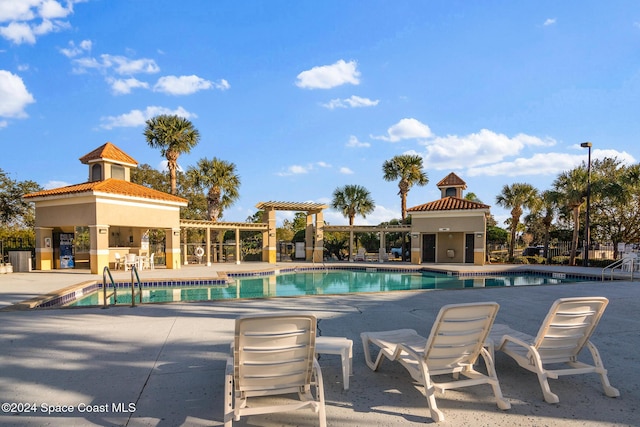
0,264,638,426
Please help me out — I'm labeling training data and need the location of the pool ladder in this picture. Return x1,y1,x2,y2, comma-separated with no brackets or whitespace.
102,265,143,308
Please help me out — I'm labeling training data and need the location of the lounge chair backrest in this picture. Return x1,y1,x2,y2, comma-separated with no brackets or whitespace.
424,302,499,369
532,297,608,362
234,314,317,396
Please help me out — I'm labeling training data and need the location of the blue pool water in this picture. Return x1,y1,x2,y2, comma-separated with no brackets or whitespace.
65,269,588,307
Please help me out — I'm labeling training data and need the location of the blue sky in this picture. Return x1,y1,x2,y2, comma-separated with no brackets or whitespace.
1,1,639,227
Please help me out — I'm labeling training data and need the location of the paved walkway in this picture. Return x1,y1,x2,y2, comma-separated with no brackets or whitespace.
0,263,638,426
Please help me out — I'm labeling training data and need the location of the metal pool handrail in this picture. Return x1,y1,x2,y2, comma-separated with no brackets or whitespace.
130,265,142,307
602,258,634,281
102,266,117,308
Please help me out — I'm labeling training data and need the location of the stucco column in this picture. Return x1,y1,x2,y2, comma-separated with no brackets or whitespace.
205,227,212,266
313,211,324,262
474,231,486,266
89,224,110,274
235,227,241,264
378,230,386,262
166,228,182,269
34,227,53,271
262,208,277,263
305,213,314,261
410,231,420,264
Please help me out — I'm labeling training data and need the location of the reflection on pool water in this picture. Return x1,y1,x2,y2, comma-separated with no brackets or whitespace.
66,269,588,307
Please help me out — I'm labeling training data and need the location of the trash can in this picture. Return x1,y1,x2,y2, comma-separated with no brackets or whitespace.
8,251,32,272
446,249,455,259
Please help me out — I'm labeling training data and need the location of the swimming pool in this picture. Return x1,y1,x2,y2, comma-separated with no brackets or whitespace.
62,268,590,307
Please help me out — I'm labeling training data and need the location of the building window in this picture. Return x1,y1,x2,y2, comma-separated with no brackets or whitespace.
111,164,125,180
91,164,102,181
445,187,457,197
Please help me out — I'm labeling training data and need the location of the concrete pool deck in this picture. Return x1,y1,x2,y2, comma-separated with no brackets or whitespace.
0,262,638,426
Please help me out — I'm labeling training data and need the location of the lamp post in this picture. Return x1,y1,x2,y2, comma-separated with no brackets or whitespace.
580,142,592,267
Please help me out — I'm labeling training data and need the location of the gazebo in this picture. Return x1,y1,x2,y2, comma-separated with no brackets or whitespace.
23,142,187,274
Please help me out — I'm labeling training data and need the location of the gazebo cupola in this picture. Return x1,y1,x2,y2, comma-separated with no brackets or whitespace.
437,172,467,199
79,142,138,182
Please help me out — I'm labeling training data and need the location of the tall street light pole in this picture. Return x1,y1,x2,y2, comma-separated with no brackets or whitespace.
581,142,592,267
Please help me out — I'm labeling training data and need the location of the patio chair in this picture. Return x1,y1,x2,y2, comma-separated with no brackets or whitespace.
113,252,122,270
224,313,326,427
123,253,137,271
490,296,620,404
354,247,366,262
361,302,510,422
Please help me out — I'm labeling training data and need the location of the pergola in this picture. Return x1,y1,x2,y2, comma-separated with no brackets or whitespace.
255,201,328,263
178,219,267,265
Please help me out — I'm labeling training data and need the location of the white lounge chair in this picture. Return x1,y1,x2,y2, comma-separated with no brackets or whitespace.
361,302,510,422
354,247,366,262
224,313,326,427
490,296,620,404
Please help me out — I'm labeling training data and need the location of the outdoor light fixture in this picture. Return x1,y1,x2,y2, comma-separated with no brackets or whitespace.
581,142,593,267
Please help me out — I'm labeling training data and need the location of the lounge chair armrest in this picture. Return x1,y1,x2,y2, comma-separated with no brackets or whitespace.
498,334,533,351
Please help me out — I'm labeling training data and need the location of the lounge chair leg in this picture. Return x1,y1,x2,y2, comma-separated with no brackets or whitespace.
480,348,511,410
536,371,559,403
586,341,620,398
418,365,445,422
361,333,386,371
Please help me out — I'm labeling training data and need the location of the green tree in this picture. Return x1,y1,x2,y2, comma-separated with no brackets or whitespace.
382,154,428,222
144,114,200,195
495,183,538,260
589,159,640,258
186,157,240,222
130,163,171,194
553,167,588,265
0,169,41,228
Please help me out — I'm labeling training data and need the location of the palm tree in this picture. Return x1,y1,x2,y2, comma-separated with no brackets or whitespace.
331,184,375,226
144,115,200,195
495,183,538,260
186,157,240,222
331,184,375,260
382,154,428,222
538,190,560,263
552,168,588,266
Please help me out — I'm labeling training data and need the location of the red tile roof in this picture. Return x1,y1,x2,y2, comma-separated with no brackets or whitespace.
408,196,490,212
436,172,467,188
24,179,187,204
79,142,138,166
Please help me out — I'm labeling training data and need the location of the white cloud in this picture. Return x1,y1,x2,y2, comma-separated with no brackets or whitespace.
322,95,379,109
346,135,370,148
44,179,71,189
0,70,35,119
372,118,433,142
101,54,159,75
325,204,399,226
99,106,196,129
421,129,556,169
0,0,77,44
296,59,360,89
276,161,335,176
339,167,354,174
277,165,309,176
543,18,557,26
72,54,160,75
153,75,229,95
108,77,149,95
59,39,91,58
